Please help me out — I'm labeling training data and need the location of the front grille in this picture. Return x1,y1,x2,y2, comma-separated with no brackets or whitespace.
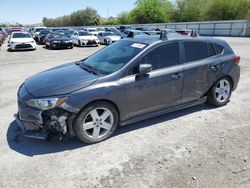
15,43,32,49
87,40,97,45
54,42,72,47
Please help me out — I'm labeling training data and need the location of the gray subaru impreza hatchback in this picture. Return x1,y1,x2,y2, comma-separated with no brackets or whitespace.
15,32,240,143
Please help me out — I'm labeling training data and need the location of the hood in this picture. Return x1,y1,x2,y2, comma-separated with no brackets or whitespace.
106,35,121,40
11,38,34,43
24,63,100,97
78,35,98,40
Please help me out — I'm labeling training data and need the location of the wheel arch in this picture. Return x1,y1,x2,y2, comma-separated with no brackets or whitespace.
70,99,121,137
205,75,234,97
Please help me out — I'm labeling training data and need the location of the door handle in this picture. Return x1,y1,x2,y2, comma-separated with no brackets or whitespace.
210,64,220,71
171,73,182,79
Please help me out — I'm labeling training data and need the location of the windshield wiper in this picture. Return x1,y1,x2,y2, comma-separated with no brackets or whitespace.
79,63,99,75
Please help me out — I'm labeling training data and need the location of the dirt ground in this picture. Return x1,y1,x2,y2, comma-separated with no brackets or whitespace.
0,37,249,188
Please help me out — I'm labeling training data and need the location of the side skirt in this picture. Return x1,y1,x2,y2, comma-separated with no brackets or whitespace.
120,97,207,126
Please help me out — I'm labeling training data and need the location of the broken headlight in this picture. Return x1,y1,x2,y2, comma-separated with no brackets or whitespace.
26,97,68,110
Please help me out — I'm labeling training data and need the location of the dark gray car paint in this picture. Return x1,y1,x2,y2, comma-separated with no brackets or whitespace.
24,63,100,97
17,36,240,134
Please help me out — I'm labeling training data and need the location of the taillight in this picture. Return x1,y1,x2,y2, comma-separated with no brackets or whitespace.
233,55,240,64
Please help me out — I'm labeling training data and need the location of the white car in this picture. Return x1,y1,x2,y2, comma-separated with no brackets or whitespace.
97,32,121,45
8,32,36,51
84,28,99,36
72,31,99,47
31,27,46,41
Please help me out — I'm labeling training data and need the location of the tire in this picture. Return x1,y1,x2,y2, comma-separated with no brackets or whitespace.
74,101,119,144
104,39,108,45
207,77,232,107
78,40,81,47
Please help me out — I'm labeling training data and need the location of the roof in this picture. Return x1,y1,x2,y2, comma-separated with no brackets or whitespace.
124,34,226,46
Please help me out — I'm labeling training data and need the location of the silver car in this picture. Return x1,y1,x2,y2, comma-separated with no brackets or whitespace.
97,32,121,45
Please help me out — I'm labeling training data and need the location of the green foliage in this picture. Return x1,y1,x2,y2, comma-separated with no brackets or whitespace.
43,7,101,27
173,0,250,22
173,0,204,22
42,0,250,26
117,12,130,24
128,0,174,23
203,0,250,20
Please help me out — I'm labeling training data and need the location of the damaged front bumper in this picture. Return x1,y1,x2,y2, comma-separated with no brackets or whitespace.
16,85,78,140
14,113,49,139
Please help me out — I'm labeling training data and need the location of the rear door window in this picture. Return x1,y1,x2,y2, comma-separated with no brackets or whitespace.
184,42,208,62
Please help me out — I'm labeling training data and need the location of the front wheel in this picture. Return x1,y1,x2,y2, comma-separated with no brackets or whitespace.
74,102,119,144
207,77,232,107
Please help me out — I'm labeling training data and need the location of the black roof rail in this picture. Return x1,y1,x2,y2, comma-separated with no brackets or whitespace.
190,30,199,37
160,30,168,40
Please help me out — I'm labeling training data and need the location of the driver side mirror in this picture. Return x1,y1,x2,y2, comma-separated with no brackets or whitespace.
139,64,153,75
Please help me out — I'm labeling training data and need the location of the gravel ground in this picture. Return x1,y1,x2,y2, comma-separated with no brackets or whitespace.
0,38,249,188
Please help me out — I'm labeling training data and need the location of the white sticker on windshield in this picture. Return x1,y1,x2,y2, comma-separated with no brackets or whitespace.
131,43,146,49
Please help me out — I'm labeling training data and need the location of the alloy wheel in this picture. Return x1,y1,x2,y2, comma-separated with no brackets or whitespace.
214,79,231,103
82,107,114,139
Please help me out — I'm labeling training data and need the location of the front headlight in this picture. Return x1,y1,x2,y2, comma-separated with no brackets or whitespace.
66,40,73,43
26,97,68,110
52,41,60,43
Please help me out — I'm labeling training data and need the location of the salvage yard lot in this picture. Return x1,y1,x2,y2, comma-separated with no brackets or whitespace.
0,38,250,187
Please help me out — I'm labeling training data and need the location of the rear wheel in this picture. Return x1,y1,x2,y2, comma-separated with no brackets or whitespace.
104,39,108,45
207,77,232,107
74,102,119,144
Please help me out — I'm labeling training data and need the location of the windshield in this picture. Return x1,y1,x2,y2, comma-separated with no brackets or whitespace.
81,40,148,74
40,30,50,35
89,29,97,32
79,32,92,36
51,33,66,38
12,33,31,38
104,32,115,36
35,28,45,32
64,30,74,36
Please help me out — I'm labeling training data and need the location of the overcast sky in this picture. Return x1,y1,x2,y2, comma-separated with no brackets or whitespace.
0,0,137,24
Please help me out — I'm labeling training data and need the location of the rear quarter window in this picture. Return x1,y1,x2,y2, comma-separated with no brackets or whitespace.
213,44,224,55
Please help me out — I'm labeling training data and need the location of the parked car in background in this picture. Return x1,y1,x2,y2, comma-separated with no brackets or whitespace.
37,29,51,44
84,28,99,36
31,27,46,41
15,33,240,144
9,27,23,35
124,29,148,38
119,25,134,32
72,31,99,47
0,28,8,39
64,29,75,39
105,27,126,38
44,32,73,49
97,32,121,45
8,32,36,51
96,27,105,32
175,29,192,35
0,32,4,46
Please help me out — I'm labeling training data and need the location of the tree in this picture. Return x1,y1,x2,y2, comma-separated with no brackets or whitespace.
43,7,101,26
129,0,174,24
203,0,250,20
173,0,205,22
117,11,130,24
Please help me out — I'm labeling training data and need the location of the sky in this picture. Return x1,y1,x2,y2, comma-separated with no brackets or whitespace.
0,0,136,24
